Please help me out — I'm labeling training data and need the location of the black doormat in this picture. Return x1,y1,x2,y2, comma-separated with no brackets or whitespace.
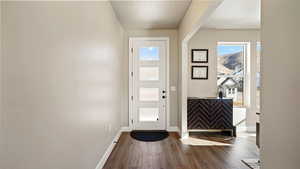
130,130,169,142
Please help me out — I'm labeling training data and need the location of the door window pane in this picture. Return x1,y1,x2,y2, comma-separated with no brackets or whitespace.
217,44,246,107
139,108,159,122
139,88,159,101
139,47,159,61
140,67,159,81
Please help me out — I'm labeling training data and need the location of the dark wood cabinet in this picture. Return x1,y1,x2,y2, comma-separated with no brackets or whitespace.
188,97,235,135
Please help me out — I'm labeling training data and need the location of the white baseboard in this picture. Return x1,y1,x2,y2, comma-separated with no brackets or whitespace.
121,126,180,133
167,126,180,133
121,126,132,132
95,130,122,169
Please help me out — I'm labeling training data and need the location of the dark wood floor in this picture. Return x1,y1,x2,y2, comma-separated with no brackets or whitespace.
103,132,259,169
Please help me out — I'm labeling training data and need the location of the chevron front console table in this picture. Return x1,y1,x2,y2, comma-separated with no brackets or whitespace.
187,97,236,136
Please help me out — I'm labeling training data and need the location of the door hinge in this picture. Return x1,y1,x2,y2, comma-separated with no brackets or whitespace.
131,96,133,100
131,48,133,53
131,72,133,77
131,119,134,124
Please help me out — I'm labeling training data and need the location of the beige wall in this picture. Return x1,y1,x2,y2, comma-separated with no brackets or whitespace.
1,2,124,169
0,2,4,168
261,0,300,169
122,29,179,127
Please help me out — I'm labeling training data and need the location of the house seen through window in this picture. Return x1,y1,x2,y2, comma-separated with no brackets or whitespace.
217,43,247,107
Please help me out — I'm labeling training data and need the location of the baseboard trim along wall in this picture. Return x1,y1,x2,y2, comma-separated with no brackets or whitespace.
95,130,122,169
121,126,180,133
167,126,180,133
121,126,132,132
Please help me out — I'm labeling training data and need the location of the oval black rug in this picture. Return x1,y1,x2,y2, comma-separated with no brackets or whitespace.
130,130,169,142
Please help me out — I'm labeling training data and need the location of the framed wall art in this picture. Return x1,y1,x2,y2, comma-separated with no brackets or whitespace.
191,49,208,63
191,66,208,80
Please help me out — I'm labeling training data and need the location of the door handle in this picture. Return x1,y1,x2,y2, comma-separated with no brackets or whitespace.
162,90,166,99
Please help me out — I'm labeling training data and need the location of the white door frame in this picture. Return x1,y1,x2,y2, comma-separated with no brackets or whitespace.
129,37,170,130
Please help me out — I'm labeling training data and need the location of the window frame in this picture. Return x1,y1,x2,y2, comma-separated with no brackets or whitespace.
217,42,250,108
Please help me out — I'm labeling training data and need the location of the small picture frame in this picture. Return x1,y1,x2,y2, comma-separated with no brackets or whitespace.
191,49,208,63
191,66,208,80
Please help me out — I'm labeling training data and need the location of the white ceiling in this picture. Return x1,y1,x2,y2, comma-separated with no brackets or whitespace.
203,0,261,29
110,0,191,29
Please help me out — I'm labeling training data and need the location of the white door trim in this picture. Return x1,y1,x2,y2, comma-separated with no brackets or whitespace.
129,37,170,130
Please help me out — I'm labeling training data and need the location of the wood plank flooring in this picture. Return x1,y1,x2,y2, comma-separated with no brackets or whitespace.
103,132,259,169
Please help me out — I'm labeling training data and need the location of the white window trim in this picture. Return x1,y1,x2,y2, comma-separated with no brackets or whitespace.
217,41,251,108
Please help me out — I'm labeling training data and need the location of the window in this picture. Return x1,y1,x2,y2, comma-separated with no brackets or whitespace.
139,67,159,81
139,47,159,61
217,43,248,107
139,108,159,122
139,88,159,101
256,42,261,111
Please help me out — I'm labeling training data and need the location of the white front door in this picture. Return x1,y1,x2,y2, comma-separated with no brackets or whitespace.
130,39,167,130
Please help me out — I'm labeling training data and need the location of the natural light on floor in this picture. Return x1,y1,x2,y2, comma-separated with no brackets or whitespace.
180,137,232,146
